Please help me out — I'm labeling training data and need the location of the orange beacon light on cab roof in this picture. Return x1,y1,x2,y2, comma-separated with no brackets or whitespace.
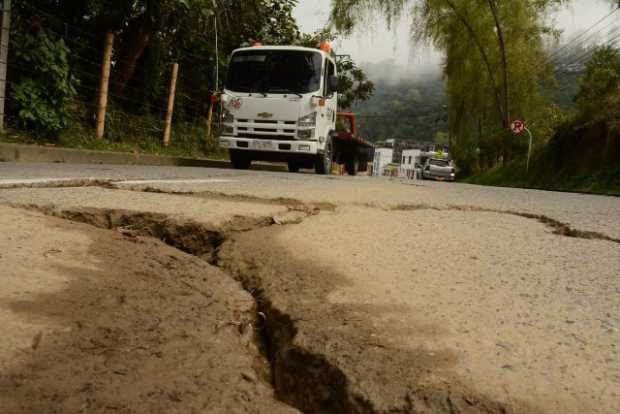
319,42,331,54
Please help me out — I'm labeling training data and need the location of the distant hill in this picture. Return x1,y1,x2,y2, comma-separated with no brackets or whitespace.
353,70,447,143
354,48,588,143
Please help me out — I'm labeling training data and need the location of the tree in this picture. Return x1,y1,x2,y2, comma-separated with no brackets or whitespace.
9,15,78,134
330,0,564,170
575,46,620,122
297,29,375,110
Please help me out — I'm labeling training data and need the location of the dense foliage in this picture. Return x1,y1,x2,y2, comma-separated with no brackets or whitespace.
466,47,620,193
9,20,77,133
329,0,619,182
297,29,375,110
6,0,374,144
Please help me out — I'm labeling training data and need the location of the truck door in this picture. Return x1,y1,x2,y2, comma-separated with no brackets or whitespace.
322,59,337,137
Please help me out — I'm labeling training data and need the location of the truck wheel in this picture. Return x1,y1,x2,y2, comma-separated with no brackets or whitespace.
358,156,368,172
287,161,300,173
315,140,333,175
229,150,251,170
345,156,359,176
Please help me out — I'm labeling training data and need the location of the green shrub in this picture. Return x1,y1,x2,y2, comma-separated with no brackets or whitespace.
9,25,77,134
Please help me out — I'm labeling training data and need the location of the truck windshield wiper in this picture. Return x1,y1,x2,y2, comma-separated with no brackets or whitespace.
267,88,303,98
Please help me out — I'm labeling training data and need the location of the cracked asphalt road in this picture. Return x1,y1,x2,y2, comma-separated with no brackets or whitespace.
1,162,619,413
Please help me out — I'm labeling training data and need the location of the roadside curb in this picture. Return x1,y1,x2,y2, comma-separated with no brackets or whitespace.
0,142,284,172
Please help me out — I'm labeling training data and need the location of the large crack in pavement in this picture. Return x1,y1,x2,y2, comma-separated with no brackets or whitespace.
389,203,620,245
2,186,617,413
1,198,524,414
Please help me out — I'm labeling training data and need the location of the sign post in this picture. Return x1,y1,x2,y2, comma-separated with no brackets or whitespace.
524,127,533,173
510,120,533,173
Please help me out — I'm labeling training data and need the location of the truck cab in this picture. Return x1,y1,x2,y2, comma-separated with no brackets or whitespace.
219,44,338,174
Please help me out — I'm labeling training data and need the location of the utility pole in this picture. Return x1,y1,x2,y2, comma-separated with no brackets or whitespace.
0,0,11,131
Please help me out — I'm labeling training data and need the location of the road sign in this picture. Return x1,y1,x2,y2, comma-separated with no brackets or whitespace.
510,120,525,135
510,120,534,173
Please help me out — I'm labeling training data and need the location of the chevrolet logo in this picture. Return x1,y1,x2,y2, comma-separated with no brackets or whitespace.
257,112,273,118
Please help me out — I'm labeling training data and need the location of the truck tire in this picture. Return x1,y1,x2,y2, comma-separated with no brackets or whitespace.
287,161,300,173
315,139,333,175
358,156,368,172
229,150,251,170
345,156,359,176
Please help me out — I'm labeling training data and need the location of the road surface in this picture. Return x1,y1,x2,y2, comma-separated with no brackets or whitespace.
0,162,618,414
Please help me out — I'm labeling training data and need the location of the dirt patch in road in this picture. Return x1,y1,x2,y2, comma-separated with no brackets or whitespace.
0,206,297,414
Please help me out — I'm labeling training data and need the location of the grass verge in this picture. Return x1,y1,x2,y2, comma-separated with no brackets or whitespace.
1,107,227,160
463,162,620,196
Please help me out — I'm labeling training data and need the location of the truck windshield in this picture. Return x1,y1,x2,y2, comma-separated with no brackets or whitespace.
226,50,323,94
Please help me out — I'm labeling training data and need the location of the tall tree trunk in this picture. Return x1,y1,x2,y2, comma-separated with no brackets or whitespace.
443,0,506,128
487,0,509,127
487,0,511,165
114,15,152,97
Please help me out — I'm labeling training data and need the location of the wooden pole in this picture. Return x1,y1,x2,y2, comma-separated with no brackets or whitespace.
96,32,114,139
163,63,179,147
206,94,218,143
206,102,214,142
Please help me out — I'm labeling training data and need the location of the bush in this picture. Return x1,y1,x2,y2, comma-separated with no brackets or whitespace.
9,24,77,134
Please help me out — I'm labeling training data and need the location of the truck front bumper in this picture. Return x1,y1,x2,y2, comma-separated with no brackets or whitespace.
220,136,319,155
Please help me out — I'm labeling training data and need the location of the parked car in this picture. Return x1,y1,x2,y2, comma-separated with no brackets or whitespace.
421,158,456,181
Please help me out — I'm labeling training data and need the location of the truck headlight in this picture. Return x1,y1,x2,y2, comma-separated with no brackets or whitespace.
297,129,314,139
298,112,317,128
223,109,234,124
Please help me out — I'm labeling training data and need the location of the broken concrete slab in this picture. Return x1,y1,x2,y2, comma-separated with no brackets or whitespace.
218,205,620,413
0,205,297,413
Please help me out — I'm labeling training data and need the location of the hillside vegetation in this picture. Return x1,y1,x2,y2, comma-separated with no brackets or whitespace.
332,0,619,194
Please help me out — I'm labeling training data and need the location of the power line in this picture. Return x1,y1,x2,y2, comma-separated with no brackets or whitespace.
547,6,620,62
555,31,620,75
551,19,620,66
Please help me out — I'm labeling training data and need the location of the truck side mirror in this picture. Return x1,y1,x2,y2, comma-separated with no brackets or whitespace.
328,75,339,94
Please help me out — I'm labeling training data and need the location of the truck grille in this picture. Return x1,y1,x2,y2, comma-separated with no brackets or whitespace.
238,133,296,141
232,119,298,140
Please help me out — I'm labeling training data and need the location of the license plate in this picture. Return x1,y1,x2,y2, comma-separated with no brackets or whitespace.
436,176,445,181
252,140,273,150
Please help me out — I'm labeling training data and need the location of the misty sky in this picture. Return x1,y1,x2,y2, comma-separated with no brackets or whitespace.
293,0,618,76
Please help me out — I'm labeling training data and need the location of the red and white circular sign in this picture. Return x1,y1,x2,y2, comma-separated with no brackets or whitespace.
510,120,525,135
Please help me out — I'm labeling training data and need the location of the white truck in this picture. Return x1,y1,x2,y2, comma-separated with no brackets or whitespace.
218,44,354,174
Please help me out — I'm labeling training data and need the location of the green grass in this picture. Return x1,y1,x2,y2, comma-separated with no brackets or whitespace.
2,106,227,160
462,162,620,196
